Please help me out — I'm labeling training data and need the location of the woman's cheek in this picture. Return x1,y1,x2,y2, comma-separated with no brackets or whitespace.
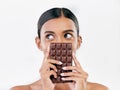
41,40,50,51
72,39,78,52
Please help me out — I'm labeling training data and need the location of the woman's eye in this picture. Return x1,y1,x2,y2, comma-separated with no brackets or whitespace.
46,34,54,40
64,33,72,39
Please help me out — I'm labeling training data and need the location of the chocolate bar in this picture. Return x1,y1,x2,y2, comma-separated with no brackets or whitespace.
49,43,73,83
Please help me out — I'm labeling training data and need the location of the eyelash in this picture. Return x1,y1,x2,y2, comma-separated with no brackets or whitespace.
64,33,73,39
45,34,54,40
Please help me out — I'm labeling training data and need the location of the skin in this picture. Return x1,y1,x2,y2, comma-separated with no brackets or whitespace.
11,16,108,90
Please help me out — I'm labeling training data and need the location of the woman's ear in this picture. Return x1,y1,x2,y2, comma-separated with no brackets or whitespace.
77,35,82,49
35,37,42,51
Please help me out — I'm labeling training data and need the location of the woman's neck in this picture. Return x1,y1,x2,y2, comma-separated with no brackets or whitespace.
54,83,74,90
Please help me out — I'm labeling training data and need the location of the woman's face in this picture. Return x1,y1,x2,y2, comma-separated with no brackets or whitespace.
36,17,82,54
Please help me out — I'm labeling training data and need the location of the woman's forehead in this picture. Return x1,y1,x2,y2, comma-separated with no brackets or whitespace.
41,17,76,33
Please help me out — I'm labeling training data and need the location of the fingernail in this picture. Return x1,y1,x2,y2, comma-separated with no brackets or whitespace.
59,61,62,65
61,78,65,80
60,73,64,76
62,67,66,70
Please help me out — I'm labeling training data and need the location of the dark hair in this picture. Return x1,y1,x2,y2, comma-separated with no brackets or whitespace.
37,7,79,38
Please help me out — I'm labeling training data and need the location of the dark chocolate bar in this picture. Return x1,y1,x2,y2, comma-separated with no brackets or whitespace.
49,43,73,83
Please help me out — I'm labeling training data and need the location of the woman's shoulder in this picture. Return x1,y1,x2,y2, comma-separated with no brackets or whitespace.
87,82,109,90
10,80,109,90
10,85,31,90
10,80,42,90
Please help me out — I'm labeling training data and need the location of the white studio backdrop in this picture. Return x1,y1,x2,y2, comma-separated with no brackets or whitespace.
0,0,120,90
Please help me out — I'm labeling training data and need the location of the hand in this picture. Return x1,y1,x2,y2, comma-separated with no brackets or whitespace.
60,53,88,90
39,46,62,90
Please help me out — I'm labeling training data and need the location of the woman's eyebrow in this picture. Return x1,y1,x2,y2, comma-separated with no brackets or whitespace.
63,29,74,33
44,31,55,34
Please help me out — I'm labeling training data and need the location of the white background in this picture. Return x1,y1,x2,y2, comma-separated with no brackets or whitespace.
0,0,120,90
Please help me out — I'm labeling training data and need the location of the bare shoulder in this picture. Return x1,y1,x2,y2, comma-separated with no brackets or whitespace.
10,80,42,90
87,82,109,90
10,85,31,90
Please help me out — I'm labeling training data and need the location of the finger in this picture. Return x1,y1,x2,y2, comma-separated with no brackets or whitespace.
48,70,57,78
72,53,83,69
62,66,82,72
61,72,88,79
49,63,57,72
48,59,62,65
62,66,88,78
61,72,80,77
61,76,84,82
40,64,57,76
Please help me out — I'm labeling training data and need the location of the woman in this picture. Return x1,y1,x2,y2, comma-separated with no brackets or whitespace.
11,7,108,90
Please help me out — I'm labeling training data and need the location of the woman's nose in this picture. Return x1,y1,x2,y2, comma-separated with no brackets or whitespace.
56,37,64,43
